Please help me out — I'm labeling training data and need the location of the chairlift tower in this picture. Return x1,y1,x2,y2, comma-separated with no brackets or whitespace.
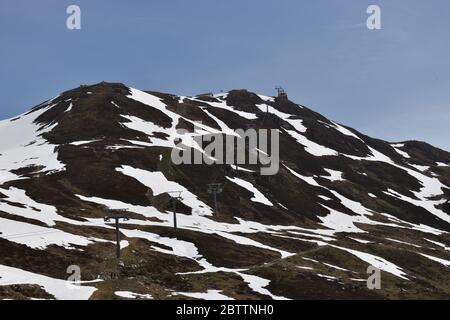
104,214,130,259
167,191,183,232
145,189,182,232
207,183,223,214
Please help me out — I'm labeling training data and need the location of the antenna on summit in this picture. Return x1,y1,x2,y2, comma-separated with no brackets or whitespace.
275,86,288,100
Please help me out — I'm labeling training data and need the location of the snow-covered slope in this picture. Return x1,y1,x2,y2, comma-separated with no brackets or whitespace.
0,82,449,300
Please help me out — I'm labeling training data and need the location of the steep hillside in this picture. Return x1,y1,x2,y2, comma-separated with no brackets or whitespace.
0,82,449,300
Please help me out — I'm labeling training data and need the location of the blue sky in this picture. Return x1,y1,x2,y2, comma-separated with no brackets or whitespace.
1,0,449,150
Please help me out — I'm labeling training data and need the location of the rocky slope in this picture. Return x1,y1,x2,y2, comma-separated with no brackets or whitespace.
0,82,449,300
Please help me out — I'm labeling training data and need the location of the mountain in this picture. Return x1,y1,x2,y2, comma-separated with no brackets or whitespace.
0,82,449,300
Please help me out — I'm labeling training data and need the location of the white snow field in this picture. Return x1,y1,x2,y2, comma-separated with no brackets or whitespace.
117,165,213,216
173,290,233,300
226,176,273,206
0,264,97,300
114,291,153,299
0,217,93,250
0,102,64,184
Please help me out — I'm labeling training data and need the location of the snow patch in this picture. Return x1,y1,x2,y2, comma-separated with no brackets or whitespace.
0,264,97,300
284,129,338,157
174,290,233,300
117,165,213,216
419,253,450,266
321,169,344,182
332,245,409,280
0,217,93,250
226,177,273,206
114,291,153,299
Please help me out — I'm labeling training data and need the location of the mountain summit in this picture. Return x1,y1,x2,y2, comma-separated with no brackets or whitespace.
0,82,449,300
